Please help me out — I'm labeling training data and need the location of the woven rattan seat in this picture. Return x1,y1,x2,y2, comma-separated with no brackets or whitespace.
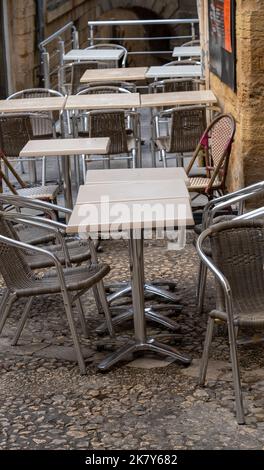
16,185,59,200
26,240,91,269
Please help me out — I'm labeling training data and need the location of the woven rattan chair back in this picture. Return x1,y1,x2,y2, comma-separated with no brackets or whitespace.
89,110,128,154
0,114,33,157
209,220,264,314
71,61,101,94
77,85,130,95
169,106,207,153
7,88,62,136
0,214,35,290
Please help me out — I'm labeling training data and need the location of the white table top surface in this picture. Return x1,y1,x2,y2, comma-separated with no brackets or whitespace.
172,46,201,57
85,168,190,185
141,90,217,108
65,93,141,110
146,65,202,78
0,96,66,113
20,138,110,157
76,180,189,204
63,49,123,61
80,66,148,83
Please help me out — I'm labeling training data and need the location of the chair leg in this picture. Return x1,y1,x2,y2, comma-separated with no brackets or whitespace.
0,293,16,334
61,291,86,374
198,316,215,385
56,157,62,187
41,156,46,186
96,281,114,338
75,298,89,339
160,150,167,168
228,322,245,424
92,285,104,315
197,262,207,314
132,148,136,169
11,297,34,346
82,155,86,182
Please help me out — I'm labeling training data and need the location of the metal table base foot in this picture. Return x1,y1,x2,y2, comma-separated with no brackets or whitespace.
97,337,191,371
96,306,181,335
107,282,180,305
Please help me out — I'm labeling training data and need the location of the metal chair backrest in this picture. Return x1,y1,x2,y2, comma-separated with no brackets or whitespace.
205,219,264,311
77,85,131,95
0,113,33,157
0,213,34,290
86,43,127,67
149,78,198,94
7,88,62,136
58,61,103,95
168,106,207,153
181,40,200,47
163,60,200,66
81,81,137,93
187,113,236,191
89,109,128,154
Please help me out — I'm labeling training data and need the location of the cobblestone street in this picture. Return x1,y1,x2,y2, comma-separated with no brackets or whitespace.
1,236,264,450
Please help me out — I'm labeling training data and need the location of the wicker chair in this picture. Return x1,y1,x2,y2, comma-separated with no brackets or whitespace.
0,150,59,202
195,181,264,313
151,105,218,167
82,81,137,93
7,88,63,185
86,43,127,68
0,212,113,374
58,61,106,95
186,113,236,198
197,219,264,423
149,77,201,94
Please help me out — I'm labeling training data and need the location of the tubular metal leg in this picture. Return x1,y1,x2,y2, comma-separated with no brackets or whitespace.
144,284,180,303
0,293,16,334
228,322,245,424
96,281,114,338
41,156,46,186
75,298,89,339
82,155,86,183
199,317,215,385
61,291,86,374
93,285,104,314
197,263,207,314
61,155,73,212
11,297,34,346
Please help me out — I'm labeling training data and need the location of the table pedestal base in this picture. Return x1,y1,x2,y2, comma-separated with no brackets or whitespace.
97,337,191,371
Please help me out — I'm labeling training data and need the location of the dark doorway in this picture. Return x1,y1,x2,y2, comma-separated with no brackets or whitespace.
0,0,8,98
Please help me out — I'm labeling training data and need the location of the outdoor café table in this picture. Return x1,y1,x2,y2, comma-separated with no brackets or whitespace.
141,90,217,108
66,176,194,370
65,93,141,110
63,48,123,63
80,66,148,83
145,65,202,79
0,96,66,113
85,167,190,186
19,138,110,211
172,46,201,59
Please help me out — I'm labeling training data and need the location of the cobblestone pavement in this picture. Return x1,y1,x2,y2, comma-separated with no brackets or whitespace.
1,236,264,450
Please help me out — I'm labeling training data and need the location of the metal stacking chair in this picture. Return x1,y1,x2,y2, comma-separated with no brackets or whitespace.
83,81,137,93
186,113,236,198
86,43,127,68
58,61,106,95
149,77,201,94
151,105,219,167
195,181,264,313
7,88,63,185
0,212,113,374
0,150,59,203
197,219,264,424
162,59,201,67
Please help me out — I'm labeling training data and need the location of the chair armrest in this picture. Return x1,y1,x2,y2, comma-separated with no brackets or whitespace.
0,194,72,220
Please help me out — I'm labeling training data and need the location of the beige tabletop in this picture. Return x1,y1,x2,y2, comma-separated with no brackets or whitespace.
65,93,141,110
20,137,110,157
0,96,67,113
141,90,217,108
80,66,148,83
85,168,190,186
76,180,189,204
172,46,201,58
67,197,193,233
146,65,202,79
63,49,123,62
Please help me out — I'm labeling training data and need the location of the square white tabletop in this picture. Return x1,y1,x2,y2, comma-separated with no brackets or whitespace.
76,180,189,205
67,197,193,233
63,49,123,62
172,46,201,58
80,66,148,83
141,90,217,108
19,137,110,157
146,65,202,79
0,96,67,113
85,168,190,186
65,93,141,110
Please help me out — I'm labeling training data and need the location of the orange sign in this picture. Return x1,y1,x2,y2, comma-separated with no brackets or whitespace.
224,0,232,53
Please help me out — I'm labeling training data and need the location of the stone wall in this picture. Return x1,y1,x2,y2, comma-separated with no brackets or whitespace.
209,0,264,195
